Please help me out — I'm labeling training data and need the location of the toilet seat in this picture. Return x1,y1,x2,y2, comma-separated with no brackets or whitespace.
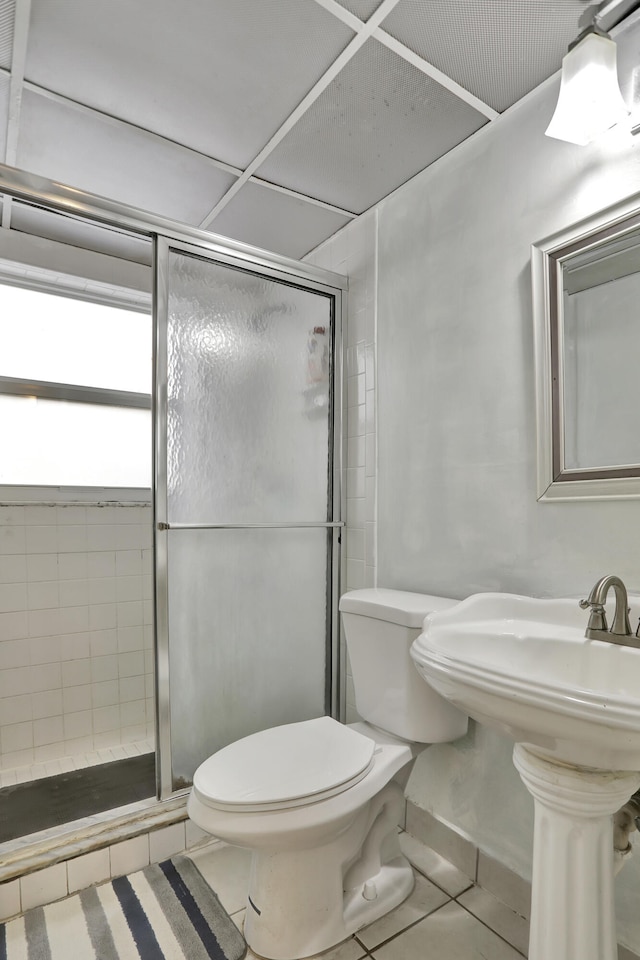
192,716,376,813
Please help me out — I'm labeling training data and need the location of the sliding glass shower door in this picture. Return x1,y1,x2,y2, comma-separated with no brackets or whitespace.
154,239,343,796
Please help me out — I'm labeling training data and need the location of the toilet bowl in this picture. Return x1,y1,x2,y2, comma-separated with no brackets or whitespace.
188,589,468,960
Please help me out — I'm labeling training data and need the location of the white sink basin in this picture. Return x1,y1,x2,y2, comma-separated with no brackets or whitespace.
410,592,640,770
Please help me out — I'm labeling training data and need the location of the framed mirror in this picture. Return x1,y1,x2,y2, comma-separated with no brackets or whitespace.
532,192,640,500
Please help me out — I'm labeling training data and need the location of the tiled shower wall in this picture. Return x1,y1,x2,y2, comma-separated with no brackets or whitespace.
305,209,377,722
0,502,154,775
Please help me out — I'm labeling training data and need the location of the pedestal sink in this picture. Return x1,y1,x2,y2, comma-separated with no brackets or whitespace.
410,593,640,960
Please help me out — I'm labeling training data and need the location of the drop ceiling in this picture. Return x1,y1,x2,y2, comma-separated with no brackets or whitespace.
0,0,613,260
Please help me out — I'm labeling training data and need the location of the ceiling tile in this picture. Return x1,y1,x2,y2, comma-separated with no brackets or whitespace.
380,0,590,112
258,38,487,214
0,71,8,158
209,181,353,259
17,90,238,225
0,0,14,70
334,0,386,19
24,0,355,169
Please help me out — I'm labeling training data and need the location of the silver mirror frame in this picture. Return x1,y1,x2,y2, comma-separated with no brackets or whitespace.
532,191,640,501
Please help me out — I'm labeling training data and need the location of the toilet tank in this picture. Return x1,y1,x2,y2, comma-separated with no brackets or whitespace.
339,588,468,743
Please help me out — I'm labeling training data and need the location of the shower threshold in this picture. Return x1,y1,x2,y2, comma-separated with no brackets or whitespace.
0,752,156,843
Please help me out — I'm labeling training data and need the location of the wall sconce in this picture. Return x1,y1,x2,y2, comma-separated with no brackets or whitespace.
545,28,629,145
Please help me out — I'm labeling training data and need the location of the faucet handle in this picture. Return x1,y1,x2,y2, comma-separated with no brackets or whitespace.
579,599,608,632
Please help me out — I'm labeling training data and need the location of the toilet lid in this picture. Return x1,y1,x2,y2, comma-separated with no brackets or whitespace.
192,716,376,812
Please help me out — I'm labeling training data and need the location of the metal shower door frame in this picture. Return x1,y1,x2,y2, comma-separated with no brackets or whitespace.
153,236,345,799
0,163,347,807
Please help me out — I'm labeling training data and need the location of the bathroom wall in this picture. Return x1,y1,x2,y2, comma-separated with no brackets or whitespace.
371,13,640,953
0,501,154,782
304,209,377,722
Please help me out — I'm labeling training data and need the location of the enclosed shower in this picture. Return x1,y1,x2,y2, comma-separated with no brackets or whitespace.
0,168,345,844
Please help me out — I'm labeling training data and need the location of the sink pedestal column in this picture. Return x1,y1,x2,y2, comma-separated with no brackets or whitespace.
513,744,640,960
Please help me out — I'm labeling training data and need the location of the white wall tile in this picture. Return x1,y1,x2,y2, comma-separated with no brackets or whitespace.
28,608,60,638
110,834,150,878
346,559,366,590
21,863,67,911
89,578,117,604
24,506,55,526
117,601,143,628
60,632,91,660
87,523,117,552
58,553,87,580
149,822,186,864
33,715,63,747
0,556,27,584
90,629,118,657
30,636,62,665
120,700,146,727
25,526,58,554
57,526,88,553
0,583,27,613
185,820,209,849
119,651,144,678
0,638,31,669
27,581,59,610
365,432,376,477
0,507,25,526
0,526,26,555
32,690,63,720
56,506,86,526
58,579,89,607
347,404,365,438
0,877,21,922
2,747,33,768
67,847,110,894
0,611,28,642
62,684,92,714
347,528,365,561
117,626,143,653
59,657,92,690
346,467,365,500
1,450,155,767
92,679,119,707
116,551,142,577
347,436,365,468
93,705,119,733
87,552,115,579
0,666,32,698
89,603,117,631
58,606,89,635
1,720,33,753
119,676,145,702
0,694,32,725
63,710,92,739
91,655,119,683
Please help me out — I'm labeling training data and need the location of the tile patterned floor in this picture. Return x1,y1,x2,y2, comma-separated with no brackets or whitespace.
185,831,528,959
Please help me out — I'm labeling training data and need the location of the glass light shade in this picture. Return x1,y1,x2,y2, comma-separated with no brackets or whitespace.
545,32,629,146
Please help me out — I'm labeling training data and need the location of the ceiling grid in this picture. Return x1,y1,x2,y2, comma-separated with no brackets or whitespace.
2,0,29,228
0,0,596,257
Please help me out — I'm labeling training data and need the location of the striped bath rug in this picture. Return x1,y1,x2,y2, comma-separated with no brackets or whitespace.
0,855,246,960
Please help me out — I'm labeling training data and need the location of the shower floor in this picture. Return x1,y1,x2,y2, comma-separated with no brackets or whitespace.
0,738,154,789
0,751,156,843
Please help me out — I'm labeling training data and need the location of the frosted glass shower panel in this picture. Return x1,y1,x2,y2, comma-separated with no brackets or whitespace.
168,527,329,786
167,252,332,523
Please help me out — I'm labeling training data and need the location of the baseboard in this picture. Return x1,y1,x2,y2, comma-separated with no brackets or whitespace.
405,799,640,960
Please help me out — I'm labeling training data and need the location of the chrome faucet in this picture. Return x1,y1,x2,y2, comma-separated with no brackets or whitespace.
579,575,640,648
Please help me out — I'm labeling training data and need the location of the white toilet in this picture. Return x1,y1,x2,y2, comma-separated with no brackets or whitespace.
187,588,468,960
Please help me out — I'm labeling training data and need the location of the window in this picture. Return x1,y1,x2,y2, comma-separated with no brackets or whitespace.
0,279,152,489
